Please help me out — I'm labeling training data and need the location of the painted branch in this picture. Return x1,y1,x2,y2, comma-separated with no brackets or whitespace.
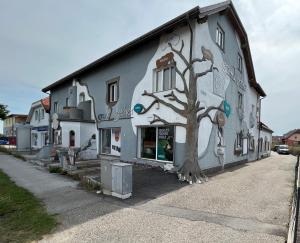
191,57,206,64
197,106,224,123
195,62,214,79
150,114,186,127
164,91,188,109
168,41,190,69
174,87,185,94
142,90,186,117
139,100,159,114
174,65,189,94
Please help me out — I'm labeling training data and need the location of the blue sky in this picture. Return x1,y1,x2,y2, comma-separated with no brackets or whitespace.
0,0,299,135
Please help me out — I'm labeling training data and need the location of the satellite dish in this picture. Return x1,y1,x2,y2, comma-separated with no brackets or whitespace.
52,113,59,130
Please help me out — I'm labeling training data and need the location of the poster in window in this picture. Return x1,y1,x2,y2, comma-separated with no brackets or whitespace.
157,126,174,161
111,128,121,156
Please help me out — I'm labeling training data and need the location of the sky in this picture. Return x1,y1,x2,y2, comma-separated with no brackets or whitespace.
0,0,299,135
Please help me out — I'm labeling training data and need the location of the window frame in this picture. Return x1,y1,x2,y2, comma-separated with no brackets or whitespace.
238,91,243,110
41,109,45,119
106,77,119,105
79,92,85,103
138,125,175,163
238,53,243,73
35,110,38,121
216,24,225,51
53,102,58,113
153,64,176,93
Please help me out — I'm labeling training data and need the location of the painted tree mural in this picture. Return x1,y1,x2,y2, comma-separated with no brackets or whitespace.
138,20,224,184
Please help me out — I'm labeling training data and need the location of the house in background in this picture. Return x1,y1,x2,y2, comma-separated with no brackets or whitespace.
272,135,282,145
282,129,300,146
3,114,28,145
258,122,273,158
26,97,50,149
42,1,267,172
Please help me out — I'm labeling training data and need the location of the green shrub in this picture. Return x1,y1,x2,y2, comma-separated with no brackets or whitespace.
49,166,62,173
290,146,300,156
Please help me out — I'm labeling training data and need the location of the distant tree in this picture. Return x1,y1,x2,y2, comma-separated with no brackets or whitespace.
0,104,9,120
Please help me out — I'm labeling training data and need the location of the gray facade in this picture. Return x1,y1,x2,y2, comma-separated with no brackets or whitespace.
44,2,266,172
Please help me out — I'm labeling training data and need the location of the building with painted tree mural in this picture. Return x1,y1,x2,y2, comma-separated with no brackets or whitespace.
42,1,270,183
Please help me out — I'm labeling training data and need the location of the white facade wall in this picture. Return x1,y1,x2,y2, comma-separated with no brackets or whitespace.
260,129,272,157
60,121,96,148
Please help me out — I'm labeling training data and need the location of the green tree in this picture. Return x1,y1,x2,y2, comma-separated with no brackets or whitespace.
0,104,9,120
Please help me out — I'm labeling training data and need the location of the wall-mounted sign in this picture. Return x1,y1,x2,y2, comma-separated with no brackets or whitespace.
133,104,144,114
156,52,174,69
223,100,231,118
98,106,132,121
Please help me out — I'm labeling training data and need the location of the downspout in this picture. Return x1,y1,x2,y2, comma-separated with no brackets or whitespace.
43,90,52,145
257,96,265,160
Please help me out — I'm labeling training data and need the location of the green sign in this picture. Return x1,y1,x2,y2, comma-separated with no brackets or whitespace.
134,104,144,114
223,100,231,118
157,127,174,161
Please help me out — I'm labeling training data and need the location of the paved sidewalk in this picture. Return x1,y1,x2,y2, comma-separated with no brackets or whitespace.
0,152,296,242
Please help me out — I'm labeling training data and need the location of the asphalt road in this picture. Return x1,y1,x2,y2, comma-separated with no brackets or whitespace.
0,152,295,242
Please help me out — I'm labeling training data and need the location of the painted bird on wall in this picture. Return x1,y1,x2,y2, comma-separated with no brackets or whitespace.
201,46,214,64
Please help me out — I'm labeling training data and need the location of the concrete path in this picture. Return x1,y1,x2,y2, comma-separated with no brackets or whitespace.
0,152,296,242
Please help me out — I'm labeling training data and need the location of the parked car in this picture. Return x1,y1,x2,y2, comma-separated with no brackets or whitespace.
277,144,289,154
0,137,9,145
273,145,279,152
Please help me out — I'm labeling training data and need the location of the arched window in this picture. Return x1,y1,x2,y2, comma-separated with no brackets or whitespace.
79,92,85,103
69,130,75,147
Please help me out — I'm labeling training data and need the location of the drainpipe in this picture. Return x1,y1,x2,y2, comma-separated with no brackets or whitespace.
257,96,265,160
43,91,52,145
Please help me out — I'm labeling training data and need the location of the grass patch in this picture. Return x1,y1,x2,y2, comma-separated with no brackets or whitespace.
0,169,57,243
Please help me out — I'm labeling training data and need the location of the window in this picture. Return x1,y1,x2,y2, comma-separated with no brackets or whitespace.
35,110,38,120
101,128,121,156
32,133,38,146
53,102,58,113
108,81,118,103
216,25,225,50
41,109,45,119
236,132,242,148
238,92,243,109
69,130,75,147
154,66,176,92
238,53,243,72
139,126,174,162
66,98,69,107
79,92,85,103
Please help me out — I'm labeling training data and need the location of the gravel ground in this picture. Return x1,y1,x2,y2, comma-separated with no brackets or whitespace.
0,152,295,242
40,207,283,243
154,152,295,226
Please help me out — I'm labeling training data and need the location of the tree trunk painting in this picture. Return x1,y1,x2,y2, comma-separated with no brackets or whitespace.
138,20,224,184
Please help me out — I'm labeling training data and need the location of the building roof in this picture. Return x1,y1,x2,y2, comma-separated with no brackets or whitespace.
26,97,50,123
283,129,300,139
260,122,273,133
41,97,50,112
42,0,266,97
